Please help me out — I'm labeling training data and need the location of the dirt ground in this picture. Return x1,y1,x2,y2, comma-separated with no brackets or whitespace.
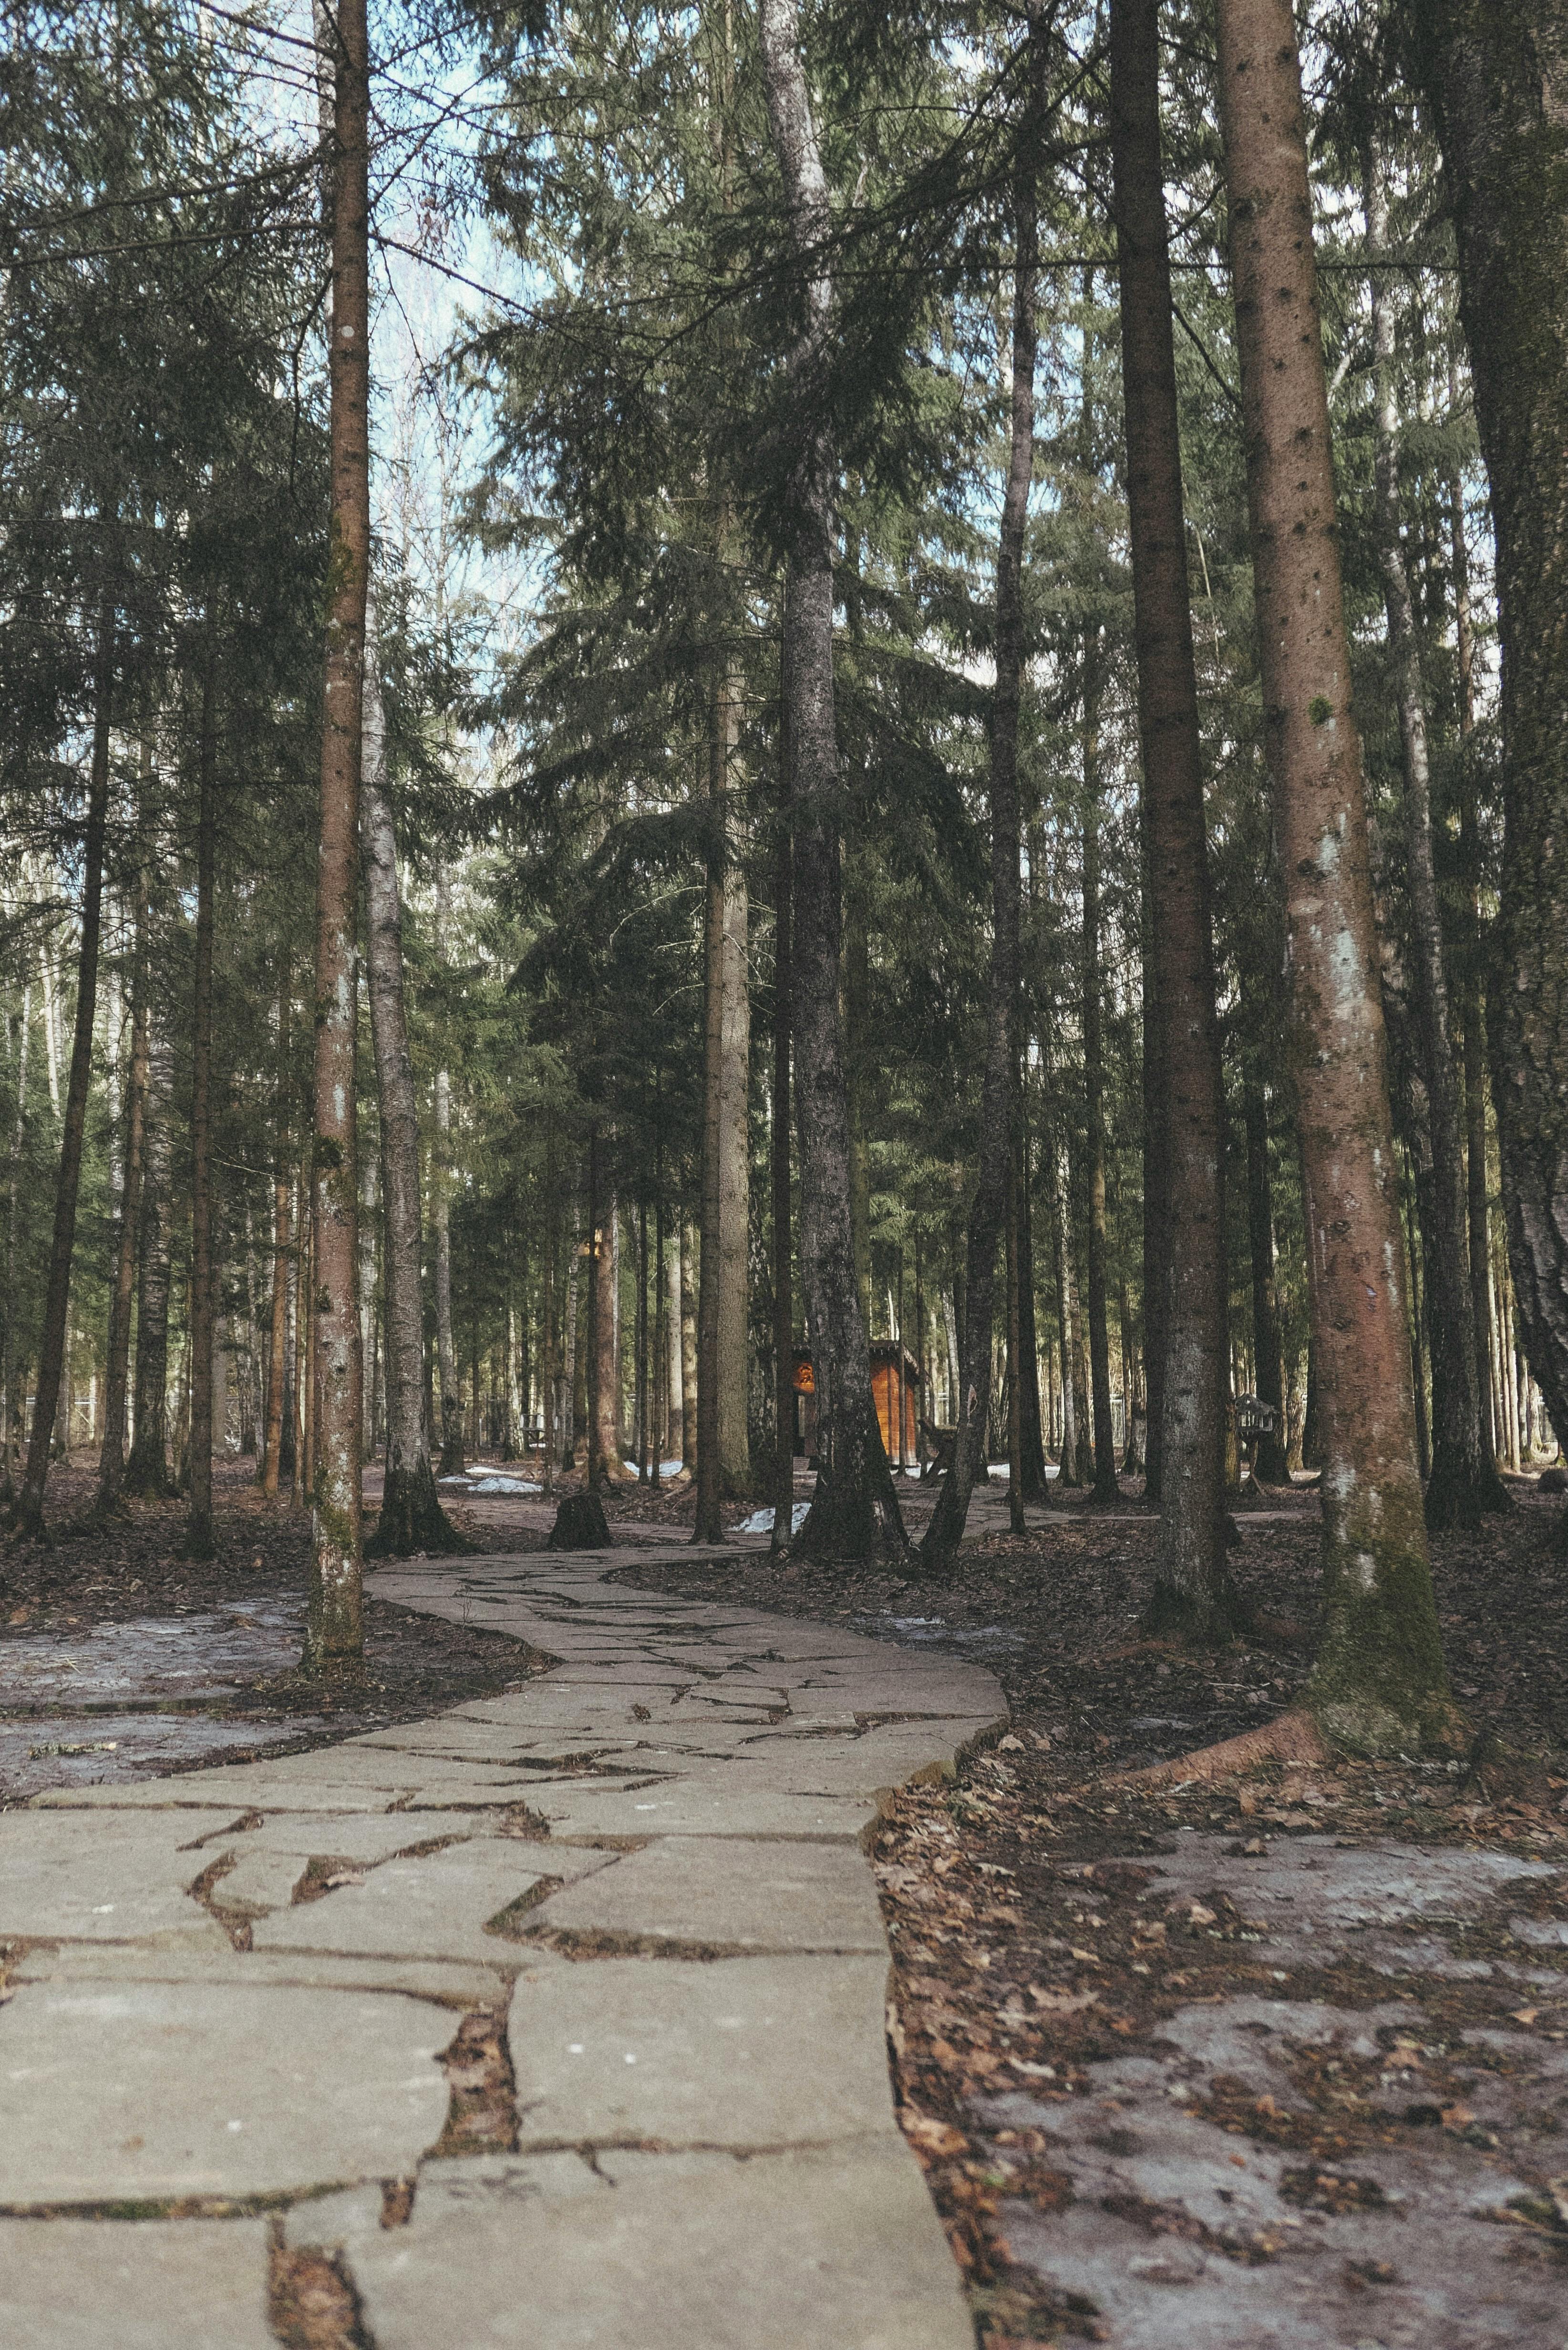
614,1472,1568,2347
0,1456,548,1803
6,1452,1567,2342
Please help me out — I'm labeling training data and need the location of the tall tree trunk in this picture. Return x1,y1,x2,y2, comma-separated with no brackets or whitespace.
715,664,752,1498
1047,1129,1084,1491
95,858,149,1514
1451,450,1498,1462
0,974,31,1495
1412,4,1568,1455
125,1029,174,1498
1015,1106,1049,1496
260,1004,290,1502
680,1221,698,1469
1082,772,1119,1503
595,1185,625,1477
1241,1065,1292,1484
186,629,217,1560
772,758,795,1549
1366,148,1505,1526
1217,0,1453,1747
1140,801,1169,1504
304,0,368,1667
844,895,872,1334
920,9,1042,1563
360,614,463,1555
758,0,905,1564
695,760,727,1540
433,1060,462,1476
15,591,113,1540
1004,1141,1026,1532
1112,0,1234,1630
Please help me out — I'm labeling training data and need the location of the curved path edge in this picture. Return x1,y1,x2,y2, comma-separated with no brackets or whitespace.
0,1543,1005,2349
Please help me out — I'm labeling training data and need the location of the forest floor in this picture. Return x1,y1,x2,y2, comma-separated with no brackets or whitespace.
3,1453,1567,2342
0,1458,548,1804
609,1468,1568,2347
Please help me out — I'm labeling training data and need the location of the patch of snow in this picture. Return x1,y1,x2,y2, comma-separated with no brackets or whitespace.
469,1475,540,1495
738,1502,811,1536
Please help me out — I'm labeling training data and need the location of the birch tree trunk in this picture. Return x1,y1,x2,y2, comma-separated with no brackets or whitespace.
1367,149,1506,1525
1112,0,1234,1630
758,0,905,1563
360,615,464,1553
95,857,149,1514
1217,0,1454,1746
304,0,368,1665
15,592,114,1540
921,3,1042,1563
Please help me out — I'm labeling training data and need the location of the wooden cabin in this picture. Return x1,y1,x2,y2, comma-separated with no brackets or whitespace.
791,1342,920,1466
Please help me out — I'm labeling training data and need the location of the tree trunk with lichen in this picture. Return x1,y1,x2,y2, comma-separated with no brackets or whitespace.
1217,0,1454,1748
303,0,368,1668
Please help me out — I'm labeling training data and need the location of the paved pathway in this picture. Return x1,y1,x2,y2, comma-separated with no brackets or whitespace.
0,1544,1004,2348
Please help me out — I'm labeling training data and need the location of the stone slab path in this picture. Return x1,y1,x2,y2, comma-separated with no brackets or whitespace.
0,1545,1004,2348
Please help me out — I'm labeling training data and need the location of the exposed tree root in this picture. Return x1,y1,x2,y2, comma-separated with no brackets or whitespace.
1099,1706,1332,1791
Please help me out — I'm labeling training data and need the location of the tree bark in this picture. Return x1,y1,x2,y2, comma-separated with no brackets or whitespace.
594,1185,626,1478
772,752,795,1548
0,974,31,1495
1366,149,1505,1525
1241,1065,1292,1484
303,0,368,1667
16,591,114,1539
1217,0,1453,1747
716,668,751,1497
1015,1106,1049,1496
260,1003,291,1502
1082,772,1119,1503
95,855,149,1515
1451,454,1499,1460
1410,3,1568,1454
360,612,463,1555
1112,0,1234,1630
433,1058,463,1476
680,1221,698,1469
695,752,727,1540
125,1028,174,1498
185,628,217,1560
921,8,1042,1562
758,0,905,1564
